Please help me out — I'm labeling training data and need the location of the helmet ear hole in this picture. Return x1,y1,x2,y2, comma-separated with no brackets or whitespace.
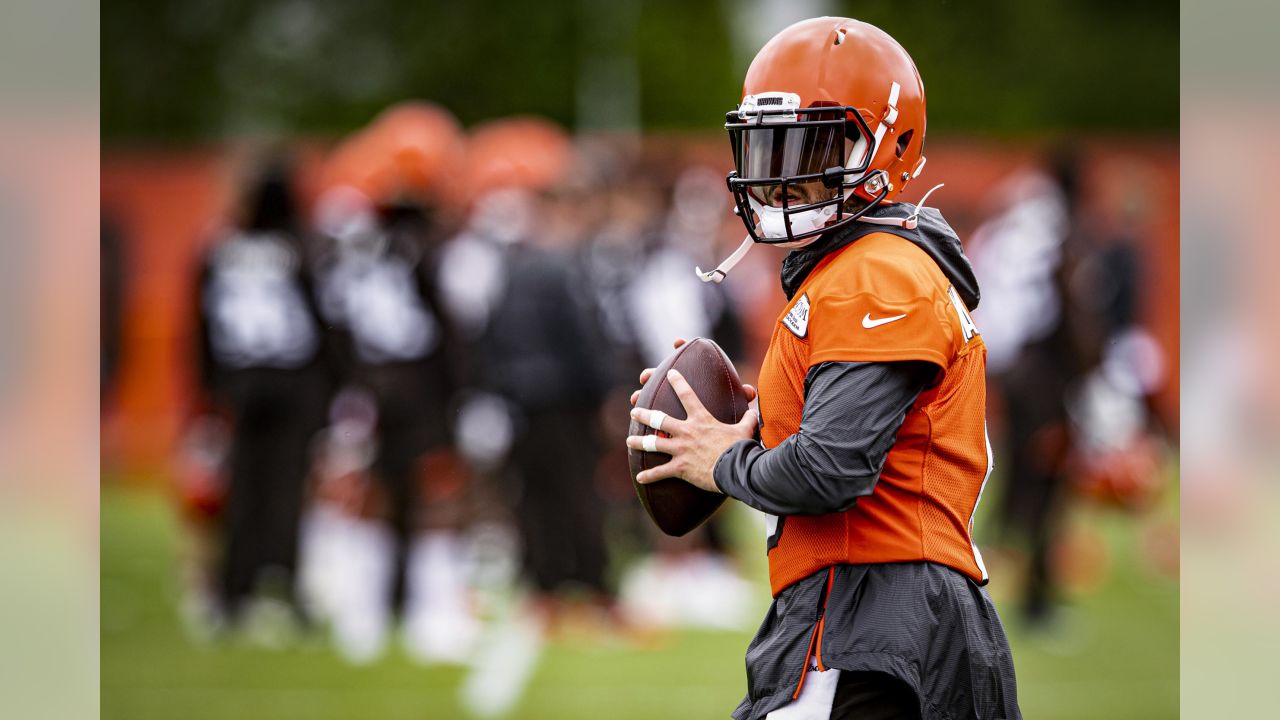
895,129,914,159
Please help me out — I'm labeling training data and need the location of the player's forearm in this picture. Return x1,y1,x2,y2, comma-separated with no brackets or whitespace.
714,436,877,515
712,360,934,516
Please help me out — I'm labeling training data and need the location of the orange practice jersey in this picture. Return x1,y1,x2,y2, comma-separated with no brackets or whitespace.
757,232,991,596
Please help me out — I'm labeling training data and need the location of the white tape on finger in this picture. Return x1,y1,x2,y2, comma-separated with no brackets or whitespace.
642,434,659,453
648,410,667,432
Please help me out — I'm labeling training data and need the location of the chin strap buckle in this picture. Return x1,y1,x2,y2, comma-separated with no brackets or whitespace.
696,235,755,283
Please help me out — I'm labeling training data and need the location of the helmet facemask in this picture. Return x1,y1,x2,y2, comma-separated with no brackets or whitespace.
725,92,889,248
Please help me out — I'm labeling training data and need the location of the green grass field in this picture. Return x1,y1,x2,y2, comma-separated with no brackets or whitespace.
102,485,1177,719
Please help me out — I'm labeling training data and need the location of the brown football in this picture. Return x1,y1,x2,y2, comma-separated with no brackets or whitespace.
628,338,749,536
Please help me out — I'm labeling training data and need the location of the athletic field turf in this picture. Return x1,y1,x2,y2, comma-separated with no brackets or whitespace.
102,484,1177,719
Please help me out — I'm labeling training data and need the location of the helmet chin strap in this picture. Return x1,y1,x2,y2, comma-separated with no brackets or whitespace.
696,235,754,284
856,182,945,230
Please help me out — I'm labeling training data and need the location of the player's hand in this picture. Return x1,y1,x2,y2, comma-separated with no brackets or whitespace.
626,369,758,493
629,338,756,406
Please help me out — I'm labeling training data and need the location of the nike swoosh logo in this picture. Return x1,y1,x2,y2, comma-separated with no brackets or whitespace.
862,312,907,328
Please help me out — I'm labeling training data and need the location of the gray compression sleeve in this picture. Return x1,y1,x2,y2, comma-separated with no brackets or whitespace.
713,361,935,516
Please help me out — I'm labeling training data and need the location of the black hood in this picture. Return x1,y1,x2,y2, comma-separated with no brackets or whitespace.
779,202,981,311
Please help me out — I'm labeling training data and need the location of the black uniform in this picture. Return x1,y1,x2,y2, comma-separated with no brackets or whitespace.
478,241,610,595
196,227,331,618
313,203,461,612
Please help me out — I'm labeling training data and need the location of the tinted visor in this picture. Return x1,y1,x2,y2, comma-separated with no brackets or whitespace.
729,117,849,207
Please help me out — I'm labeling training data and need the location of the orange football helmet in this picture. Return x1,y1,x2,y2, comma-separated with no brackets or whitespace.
725,17,928,247
319,101,463,204
460,116,573,202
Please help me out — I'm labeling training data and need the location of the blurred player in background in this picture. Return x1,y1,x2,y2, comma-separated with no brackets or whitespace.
967,151,1082,629
442,119,612,616
309,190,469,662
628,18,1020,719
968,146,1166,629
438,120,616,716
192,159,333,638
570,156,660,586
303,103,478,664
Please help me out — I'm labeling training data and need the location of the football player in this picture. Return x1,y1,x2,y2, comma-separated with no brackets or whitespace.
627,18,1021,719
440,119,613,619
195,161,333,631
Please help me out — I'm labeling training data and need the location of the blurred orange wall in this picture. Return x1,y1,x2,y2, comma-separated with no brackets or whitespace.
101,138,1178,475
102,149,234,476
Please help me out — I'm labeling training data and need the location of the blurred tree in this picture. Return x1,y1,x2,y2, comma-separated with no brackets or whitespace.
840,0,1179,134
102,0,1176,140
